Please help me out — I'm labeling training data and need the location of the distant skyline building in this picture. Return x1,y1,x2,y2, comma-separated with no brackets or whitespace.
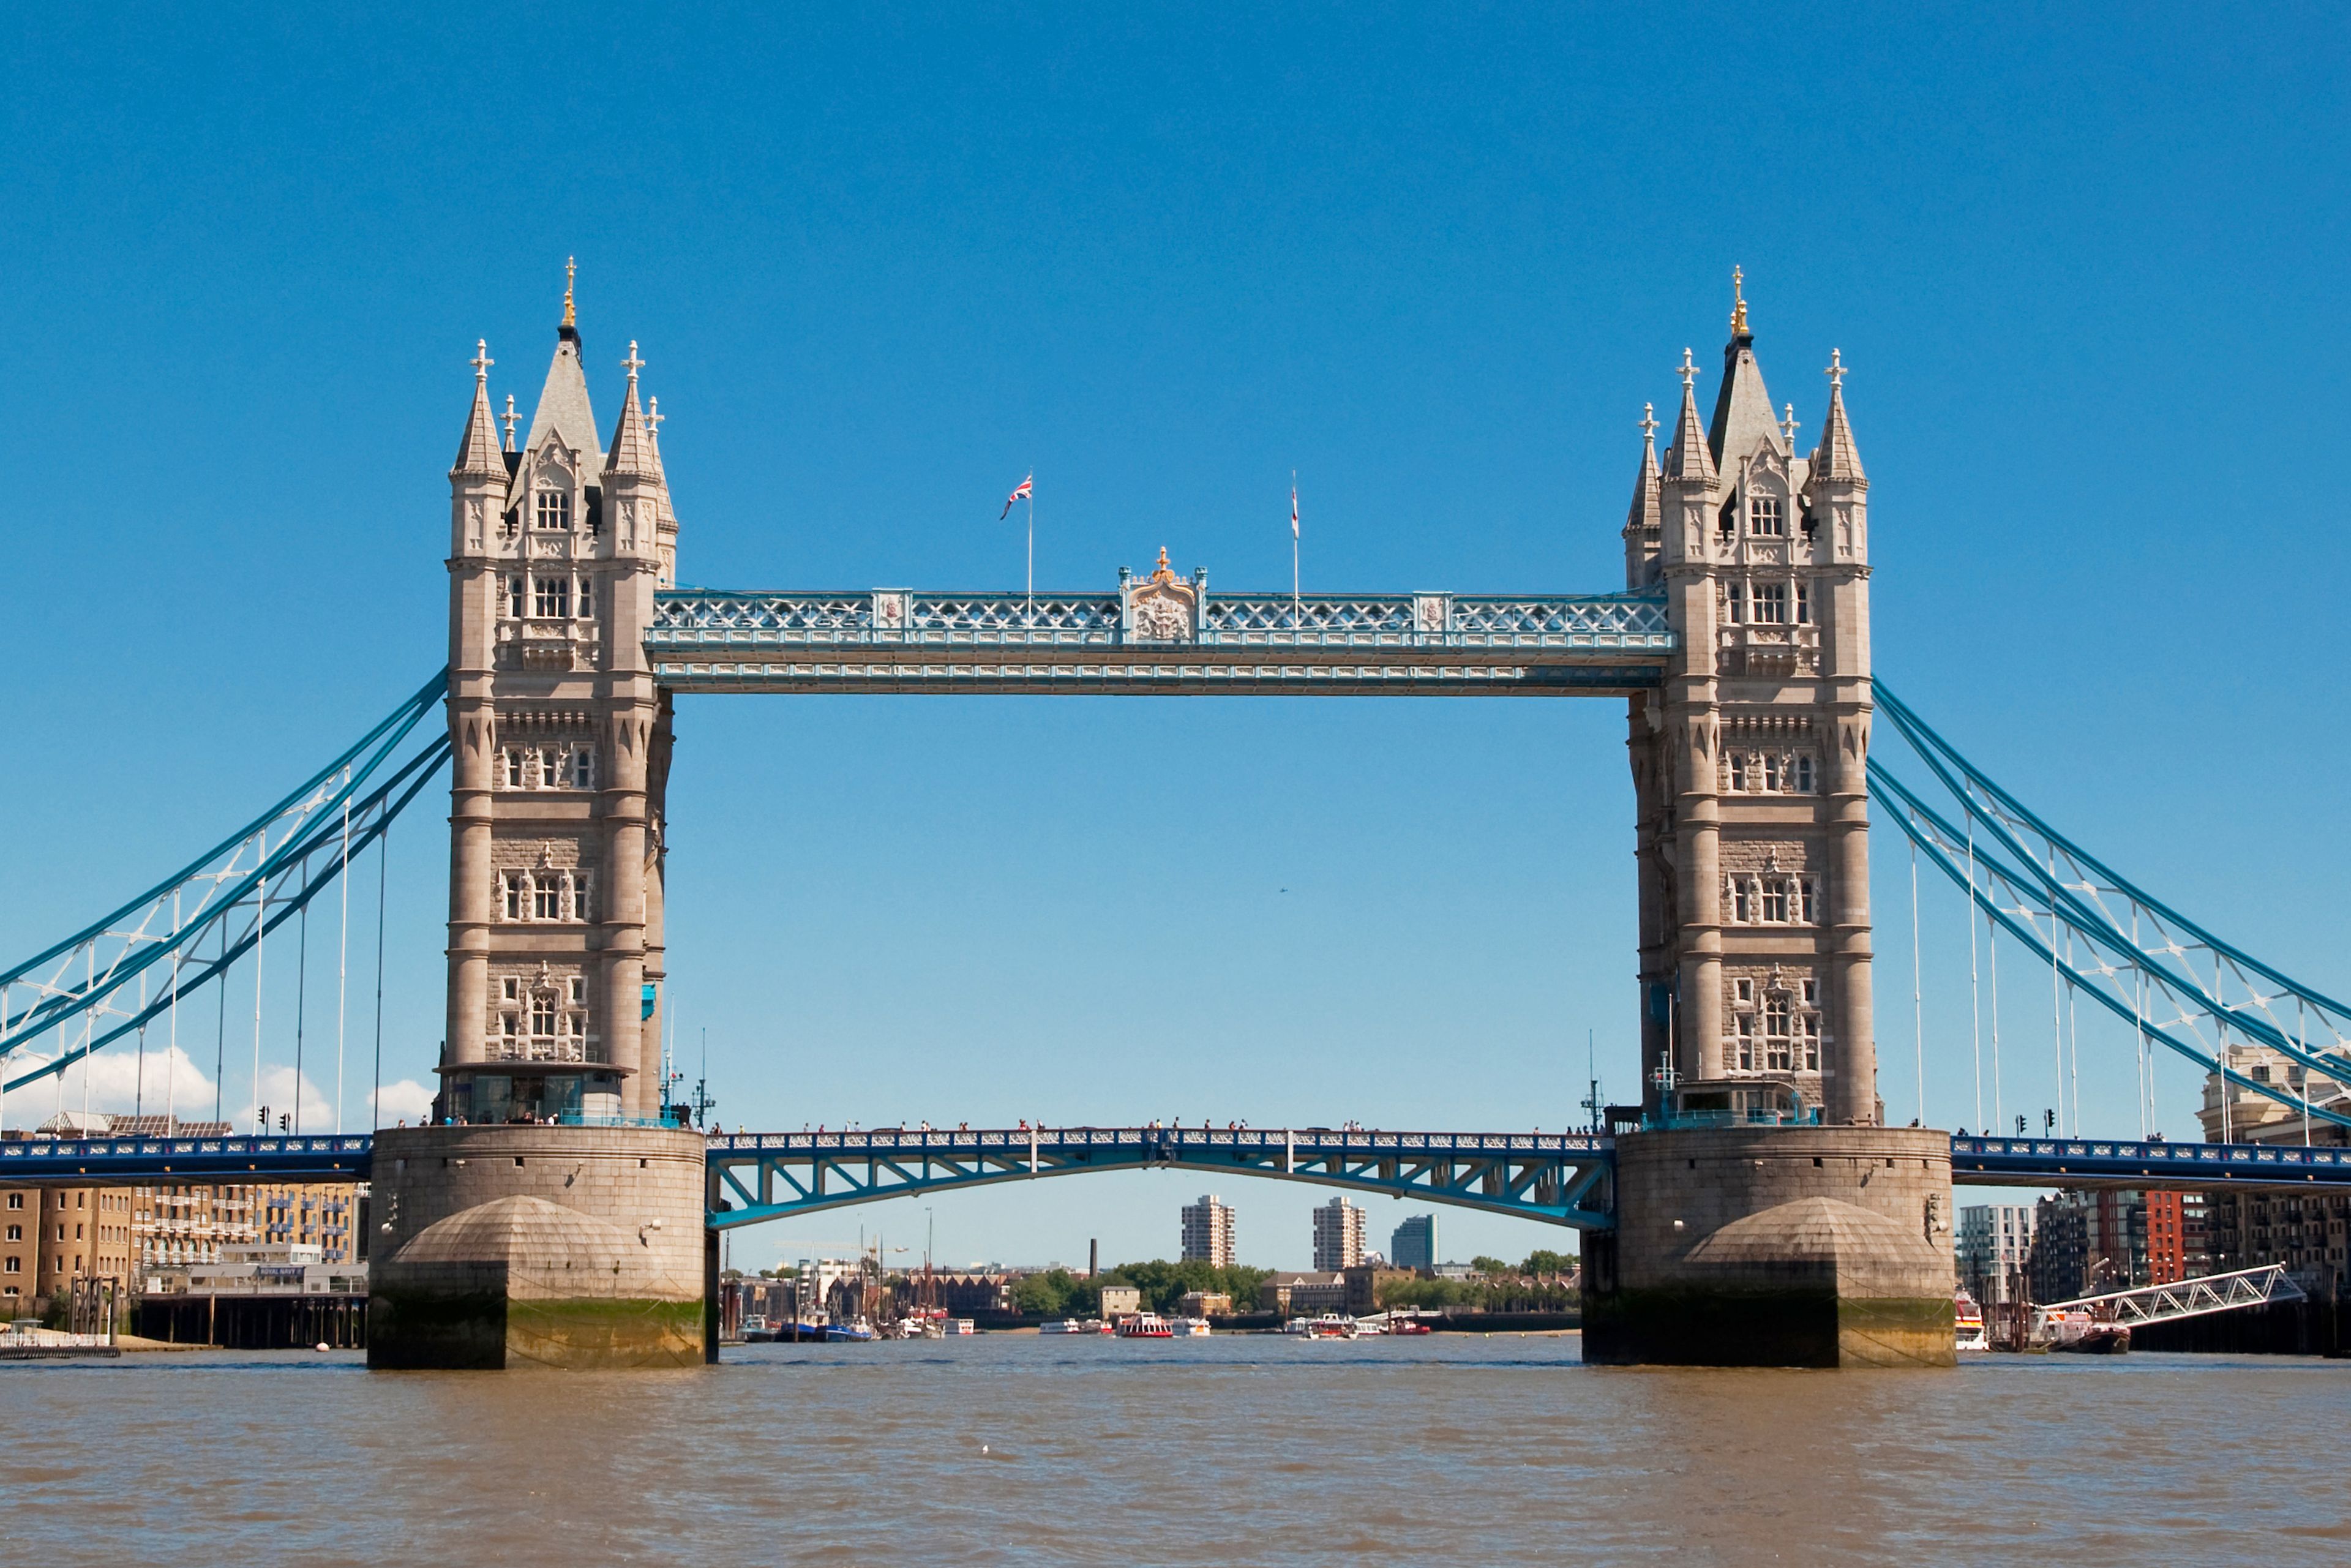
1392,1214,1438,1271
1180,1195,1235,1268
1956,1202,2035,1304
1311,1197,1365,1272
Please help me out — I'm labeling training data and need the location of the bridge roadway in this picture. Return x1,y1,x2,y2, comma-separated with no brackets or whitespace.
644,588,1674,696
8,1129,2350,1216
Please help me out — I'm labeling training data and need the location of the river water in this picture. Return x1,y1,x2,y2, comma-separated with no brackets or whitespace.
5,1335,2346,1564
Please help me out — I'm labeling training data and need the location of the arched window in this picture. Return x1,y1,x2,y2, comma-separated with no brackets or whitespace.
1748,493,1785,537
530,994,557,1037
535,489,571,530
1795,755,1816,793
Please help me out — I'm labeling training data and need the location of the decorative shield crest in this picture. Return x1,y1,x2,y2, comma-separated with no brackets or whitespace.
1128,548,1196,642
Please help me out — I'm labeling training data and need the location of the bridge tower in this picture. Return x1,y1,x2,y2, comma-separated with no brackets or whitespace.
369,276,708,1370
1594,277,1952,1367
1625,274,1876,1127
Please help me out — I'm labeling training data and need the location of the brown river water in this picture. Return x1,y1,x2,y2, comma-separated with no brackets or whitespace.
4,1335,2347,1566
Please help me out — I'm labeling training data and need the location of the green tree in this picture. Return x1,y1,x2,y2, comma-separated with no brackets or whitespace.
1520,1249,1575,1278
1469,1255,1510,1277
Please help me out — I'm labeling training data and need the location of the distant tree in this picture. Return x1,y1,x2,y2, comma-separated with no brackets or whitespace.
1520,1249,1575,1278
1011,1267,1098,1317
1469,1255,1510,1277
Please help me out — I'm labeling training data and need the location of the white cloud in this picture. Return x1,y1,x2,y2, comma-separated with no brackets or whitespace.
5,1045,217,1122
369,1079,434,1124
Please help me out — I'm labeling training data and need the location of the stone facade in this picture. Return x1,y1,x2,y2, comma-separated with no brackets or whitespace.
1583,1125,1955,1367
367,1123,707,1369
441,282,678,1126
1625,277,1877,1125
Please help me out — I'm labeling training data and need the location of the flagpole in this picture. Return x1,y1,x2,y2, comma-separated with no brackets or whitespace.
1026,477,1035,627
1290,471,1300,627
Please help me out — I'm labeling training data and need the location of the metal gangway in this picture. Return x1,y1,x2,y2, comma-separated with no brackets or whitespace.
2039,1264,2306,1330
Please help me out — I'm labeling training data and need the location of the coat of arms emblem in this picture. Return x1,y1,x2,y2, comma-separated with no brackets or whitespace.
1127,548,1196,642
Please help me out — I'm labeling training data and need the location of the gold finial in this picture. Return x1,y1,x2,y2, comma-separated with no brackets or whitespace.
1150,546,1176,583
1730,266,1749,336
563,257,577,328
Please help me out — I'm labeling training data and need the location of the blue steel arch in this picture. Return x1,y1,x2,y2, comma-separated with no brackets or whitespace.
703,1126,1615,1231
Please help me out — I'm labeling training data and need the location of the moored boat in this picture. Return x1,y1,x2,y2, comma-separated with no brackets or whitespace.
1115,1312,1175,1338
1954,1291,1989,1352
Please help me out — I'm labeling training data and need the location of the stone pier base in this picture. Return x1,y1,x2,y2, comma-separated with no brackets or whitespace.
367,1125,708,1370
1581,1125,1956,1368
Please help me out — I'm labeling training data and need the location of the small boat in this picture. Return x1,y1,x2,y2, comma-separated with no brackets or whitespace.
948,1319,976,1336
1038,1319,1087,1335
823,1316,877,1343
1286,1313,1363,1340
1169,1316,1211,1337
1115,1313,1175,1339
2036,1307,2130,1354
740,1314,779,1344
1388,1317,1433,1336
1954,1292,1989,1352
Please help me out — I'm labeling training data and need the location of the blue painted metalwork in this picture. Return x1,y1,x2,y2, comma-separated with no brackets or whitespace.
647,587,1671,694
705,1125,1616,1229
1,672,451,1094
0,1134,373,1182
1871,677,2351,1131
1951,1135,2351,1190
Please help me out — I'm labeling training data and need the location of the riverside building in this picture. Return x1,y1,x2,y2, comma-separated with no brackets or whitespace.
1955,1203,2034,1304
1392,1214,1438,1271
1311,1197,1365,1272
2198,1045,2350,1293
1180,1195,1235,1267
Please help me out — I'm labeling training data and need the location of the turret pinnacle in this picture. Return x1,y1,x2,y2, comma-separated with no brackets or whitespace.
1625,402,1662,533
1661,350,1716,483
1708,266,1782,468
520,263,602,468
1814,349,1864,481
604,341,666,483
450,340,505,479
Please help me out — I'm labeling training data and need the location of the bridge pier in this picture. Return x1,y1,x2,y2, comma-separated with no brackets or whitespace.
1581,1126,1955,1368
367,1125,708,1370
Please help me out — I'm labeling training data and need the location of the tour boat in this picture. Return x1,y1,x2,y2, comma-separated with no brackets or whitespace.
1169,1316,1211,1337
1388,1318,1433,1336
1286,1313,1363,1340
948,1319,976,1335
1115,1313,1176,1339
1038,1319,1087,1334
1953,1292,1989,1352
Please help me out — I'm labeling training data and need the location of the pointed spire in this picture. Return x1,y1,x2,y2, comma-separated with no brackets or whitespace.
1708,266,1781,467
1662,350,1715,482
501,394,519,452
1815,349,1864,481
519,270,602,468
605,340,665,482
1625,402,1662,533
450,339,505,478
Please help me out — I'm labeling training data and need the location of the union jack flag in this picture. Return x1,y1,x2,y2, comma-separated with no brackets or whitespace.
1000,474,1033,519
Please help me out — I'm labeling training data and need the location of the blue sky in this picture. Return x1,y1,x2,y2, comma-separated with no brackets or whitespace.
4,6,2347,1270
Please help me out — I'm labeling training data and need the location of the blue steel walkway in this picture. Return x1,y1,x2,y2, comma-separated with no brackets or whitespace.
9,1130,2349,1214
704,1125,1617,1229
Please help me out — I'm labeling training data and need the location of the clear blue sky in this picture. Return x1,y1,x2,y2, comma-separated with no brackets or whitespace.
5,6,2347,1271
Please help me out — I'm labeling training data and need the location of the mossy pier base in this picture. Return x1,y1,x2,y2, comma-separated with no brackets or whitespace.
1581,1126,1957,1369
367,1125,708,1371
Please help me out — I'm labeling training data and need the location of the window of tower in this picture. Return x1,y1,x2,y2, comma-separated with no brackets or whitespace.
1762,879,1789,924
1764,996,1794,1071
504,576,525,618
536,490,571,531
1735,1013,1756,1071
1795,755,1817,793
1752,582,1788,624
504,751,523,789
569,747,594,789
1725,582,1746,625
531,996,557,1037
1795,582,1812,624
503,874,524,921
533,576,571,619
1749,494,1785,536
534,877,564,921
569,874,593,922
1798,877,1820,923
503,978,519,1002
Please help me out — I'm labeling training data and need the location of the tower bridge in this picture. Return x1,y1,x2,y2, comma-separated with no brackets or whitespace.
8,272,2347,1370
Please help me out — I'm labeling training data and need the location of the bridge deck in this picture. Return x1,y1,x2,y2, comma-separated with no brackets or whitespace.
1951,1135,2351,1189
647,589,1672,695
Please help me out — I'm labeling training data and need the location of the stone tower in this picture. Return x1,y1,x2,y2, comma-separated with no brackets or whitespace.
441,269,679,1127
1590,280,1948,1370
370,273,707,1371
1624,272,1877,1127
